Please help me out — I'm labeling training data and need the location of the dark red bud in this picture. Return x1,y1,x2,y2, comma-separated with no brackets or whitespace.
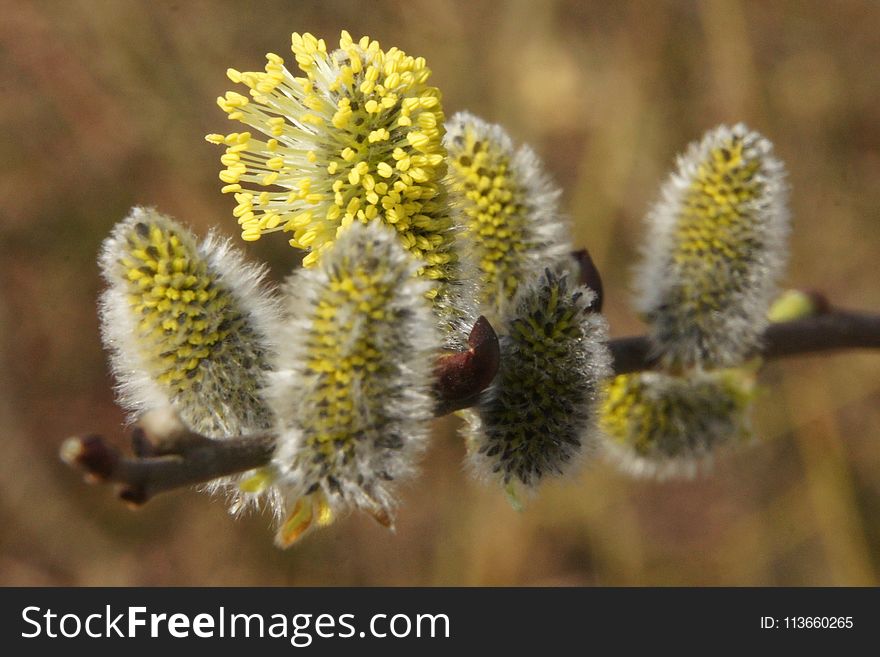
434,316,500,415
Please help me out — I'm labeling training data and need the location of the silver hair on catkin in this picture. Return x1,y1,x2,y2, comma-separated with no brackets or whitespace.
463,269,611,501
599,369,756,478
267,221,439,547
634,123,790,370
98,207,281,512
445,112,572,324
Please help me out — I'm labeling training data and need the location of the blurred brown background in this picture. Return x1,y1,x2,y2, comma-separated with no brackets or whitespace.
1,0,879,586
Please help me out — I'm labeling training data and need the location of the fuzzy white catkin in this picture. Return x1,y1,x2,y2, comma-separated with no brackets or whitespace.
98,206,281,513
634,123,790,370
445,112,573,324
268,221,439,547
463,269,611,494
599,369,755,479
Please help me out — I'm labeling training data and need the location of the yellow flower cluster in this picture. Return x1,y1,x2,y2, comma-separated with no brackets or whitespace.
448,119,529,304
207,31,456,300
120,221,230,388
672,135,763,314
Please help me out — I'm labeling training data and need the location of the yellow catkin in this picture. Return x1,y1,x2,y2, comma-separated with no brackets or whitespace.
599,369,754,476
445,112,570,322
208,31,458,303
270,222,437,547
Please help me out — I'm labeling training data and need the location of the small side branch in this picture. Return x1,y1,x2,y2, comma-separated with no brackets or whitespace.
61,427,275,505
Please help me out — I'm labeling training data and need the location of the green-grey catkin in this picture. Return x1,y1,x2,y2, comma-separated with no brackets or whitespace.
463,269,611,498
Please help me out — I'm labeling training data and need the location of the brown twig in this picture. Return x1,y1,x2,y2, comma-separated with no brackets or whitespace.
610,308,880,374
62,307,880,505
61,429,275,505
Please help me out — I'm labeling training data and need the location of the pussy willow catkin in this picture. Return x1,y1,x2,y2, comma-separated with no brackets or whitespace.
99,207,281,512
207,31,460,307
464,270,611,496
634,124,789,369
599,369,755,478
445,112,571,323
267,221,438,547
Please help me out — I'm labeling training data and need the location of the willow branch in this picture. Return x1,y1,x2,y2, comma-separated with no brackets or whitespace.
61,429,275,505
610,308,880,374
62,307,880,505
